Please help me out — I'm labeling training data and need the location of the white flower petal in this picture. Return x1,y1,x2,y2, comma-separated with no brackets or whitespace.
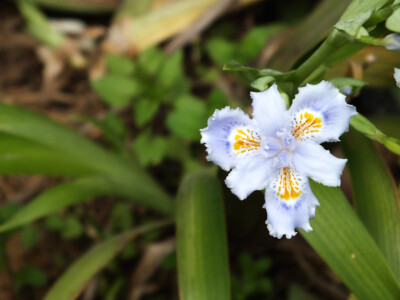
292,142,347,187
289,81,357,143
225,154,274,200
395,68,400,88
264,173,319,239
201,107,260,171
250,84,290,137
384,34,400,51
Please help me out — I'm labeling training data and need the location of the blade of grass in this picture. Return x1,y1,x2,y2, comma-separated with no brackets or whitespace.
44,220,172,300
0,103,173,215
0,103,123,175
0,176,113,233
17,0,65,49
350,114,400,155
0,133,98,176
301,182,400,300
342,130,400,280
176,169,230,300
268,0,352,71
31,0,118,14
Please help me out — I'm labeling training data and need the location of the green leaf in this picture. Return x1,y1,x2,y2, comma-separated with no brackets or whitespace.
238,24,285,63
223,61,262,83
339,0,390,21
138,47,165,76
0,132,97,176
223,61,286,83
20,226,40,250
0,103,173,215
79,114,126,151
133,98,160,127
15,266,47,290
0,203,21,222
206,88,229,116
62,216,83,240
17,0,64,48
92,74,141,107
350,114,400,155
288,284,318,300
369,115,400,140
43,215,64,231
166,94,207,141
269,0,352,71
302,182,400,300
133,131,168,167
176,169,230,300
156,51,183,89
44,220,171,300
110,203,133,232
329,77,367,88
386,8,400,33
0,177,113,233
335,9,374,37
251,76,275,91
208,25,285,66
207,38,236,66
0,104,122,175
342,130,400,280
105,54,136,76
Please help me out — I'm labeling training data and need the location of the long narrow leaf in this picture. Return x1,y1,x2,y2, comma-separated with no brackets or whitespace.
342,130,400,280
268,0,351,71
176,169,230,300
0,104,122,175
0,104,173,214
350,114,400,155
301,182,400,300
0,177,113,233
44,220,171,300
0,133,97,176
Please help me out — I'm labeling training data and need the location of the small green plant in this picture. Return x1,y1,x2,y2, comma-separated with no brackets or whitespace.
231,252,272,300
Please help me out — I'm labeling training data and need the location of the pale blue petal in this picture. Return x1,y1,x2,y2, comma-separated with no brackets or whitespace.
250,84,290,137
201,107,258,171
384,34,400,51
292,142,347,187
225,155,274,200
395,68,400,88
264,176,319,239
289,81,357,143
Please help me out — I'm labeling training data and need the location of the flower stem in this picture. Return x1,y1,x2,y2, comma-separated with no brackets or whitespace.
290,29,349,87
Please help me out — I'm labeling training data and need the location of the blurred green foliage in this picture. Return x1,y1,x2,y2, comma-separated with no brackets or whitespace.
231,252,272,300
207,24,285,66
3,0,400,299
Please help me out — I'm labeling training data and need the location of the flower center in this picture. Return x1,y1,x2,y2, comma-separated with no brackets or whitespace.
262,128,297,166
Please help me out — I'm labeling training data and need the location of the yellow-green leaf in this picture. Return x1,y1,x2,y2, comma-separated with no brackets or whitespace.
176,170,230,300
44,220,171,300
0,177,113,233
350,114,400,155
386,8,400,33
342,130,400,280
302,182,400,300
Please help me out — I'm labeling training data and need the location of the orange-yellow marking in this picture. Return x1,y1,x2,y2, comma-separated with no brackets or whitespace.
291,111,322,140
233,128,260,155
277,167,302,201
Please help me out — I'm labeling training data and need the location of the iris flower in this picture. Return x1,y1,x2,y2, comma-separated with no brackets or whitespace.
201,81,357,238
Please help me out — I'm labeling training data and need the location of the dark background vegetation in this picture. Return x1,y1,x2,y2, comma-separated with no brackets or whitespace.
0,0,399,299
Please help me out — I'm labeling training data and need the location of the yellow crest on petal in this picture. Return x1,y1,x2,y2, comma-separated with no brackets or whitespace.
291,111,322,140
232,128,261,155
275,167,303,201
